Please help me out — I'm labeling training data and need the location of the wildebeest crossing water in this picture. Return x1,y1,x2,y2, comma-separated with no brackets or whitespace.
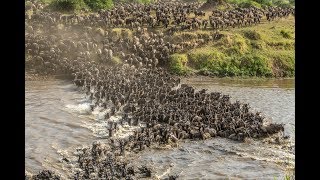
25,77,294,179
25,0,294,179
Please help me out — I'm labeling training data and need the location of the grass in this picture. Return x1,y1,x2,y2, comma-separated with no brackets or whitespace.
35,0,155,12
172,31,211,43
226,0,294,8
29,0,295,78
49,0,87,12
169,16,295,77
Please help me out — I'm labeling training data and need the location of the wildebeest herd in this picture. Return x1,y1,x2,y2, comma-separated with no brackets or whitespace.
26,0,294,31
25,0,293,179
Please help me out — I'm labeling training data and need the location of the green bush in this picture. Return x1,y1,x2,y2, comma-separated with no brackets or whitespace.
228,0,294,7
252,0,273,6
239,53,273,76
227,0,262,8
289,0,295,5
50,0,85,11
220,34,249,55
84,0,113,11
188,49,226,76
273,0,293,8
239,0,262,8
169,54,189,75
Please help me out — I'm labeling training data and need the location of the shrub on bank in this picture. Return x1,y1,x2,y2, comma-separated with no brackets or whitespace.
50,0,86,12
50,0,114,11
252,0,272,6
227,0,294,7
169,18,295,77
273,0,293,8
227,0,261,8
187,48,273,77
188,48,226,76
169,54,190,75
239,0,262,8
84,0,114,10
238,53,273,77
219,33,249,55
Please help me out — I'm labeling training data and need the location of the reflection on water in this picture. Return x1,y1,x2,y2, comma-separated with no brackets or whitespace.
25,77,294,179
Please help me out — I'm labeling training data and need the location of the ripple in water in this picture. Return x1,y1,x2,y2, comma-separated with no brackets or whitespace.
25,78,294,179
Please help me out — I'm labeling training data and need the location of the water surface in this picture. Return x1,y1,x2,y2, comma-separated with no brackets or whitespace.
25,77,294,179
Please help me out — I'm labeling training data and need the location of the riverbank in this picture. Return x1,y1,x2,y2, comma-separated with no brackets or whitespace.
26,0,295,78
169,16,295,77
25,1,295,179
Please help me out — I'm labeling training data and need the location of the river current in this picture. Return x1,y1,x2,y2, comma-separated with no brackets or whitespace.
25,77,294,179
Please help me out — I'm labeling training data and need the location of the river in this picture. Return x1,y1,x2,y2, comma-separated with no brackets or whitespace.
25,77,294,179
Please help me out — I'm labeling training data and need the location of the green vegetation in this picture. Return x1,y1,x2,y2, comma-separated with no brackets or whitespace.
169,54,191,75
227,0,262,8
84,0,113,11
169,16,295,77
50,0,87,12
226,0,294,8
172,31,211,43
38,0,295,77
273,0,293,8
47,0,154,12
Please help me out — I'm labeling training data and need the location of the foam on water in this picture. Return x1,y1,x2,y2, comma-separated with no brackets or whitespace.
65,103,92,115
26,78,295,179
113,123,145,139
64,94,145,140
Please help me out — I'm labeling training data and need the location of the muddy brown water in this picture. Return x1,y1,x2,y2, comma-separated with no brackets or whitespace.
25,77,294,179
